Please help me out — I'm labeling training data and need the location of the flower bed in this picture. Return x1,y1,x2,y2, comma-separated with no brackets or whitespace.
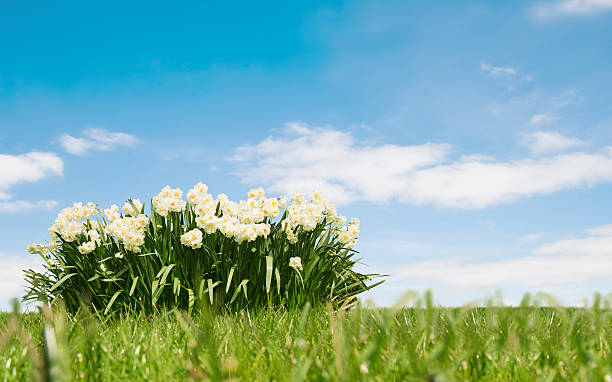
24,183,382,314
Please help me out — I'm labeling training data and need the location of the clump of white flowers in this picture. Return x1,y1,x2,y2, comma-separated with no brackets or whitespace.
25,180,374,315
180,228,203,249
104,204,121,222
185,183,276,244
50,202,98,242
336,218,360,248
32,182,360,256
281,190,344,245
27,242,45,254
152,186,187,217
105,214,149,253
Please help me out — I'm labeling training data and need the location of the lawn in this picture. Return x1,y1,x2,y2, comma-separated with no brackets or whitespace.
1,293,611,381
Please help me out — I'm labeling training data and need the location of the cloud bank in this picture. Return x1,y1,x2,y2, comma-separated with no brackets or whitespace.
395,224,612,288
231,123,612,209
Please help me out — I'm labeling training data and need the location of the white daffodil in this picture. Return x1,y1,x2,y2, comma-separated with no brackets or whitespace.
289,257,303,271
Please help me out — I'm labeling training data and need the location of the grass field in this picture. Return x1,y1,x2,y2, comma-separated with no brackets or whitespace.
1,293,612,381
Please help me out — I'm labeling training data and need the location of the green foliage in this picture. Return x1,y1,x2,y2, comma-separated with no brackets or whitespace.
2,292,612,381
23,192,382,314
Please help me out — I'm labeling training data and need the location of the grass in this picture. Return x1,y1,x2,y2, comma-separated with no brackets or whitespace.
1,292,612,381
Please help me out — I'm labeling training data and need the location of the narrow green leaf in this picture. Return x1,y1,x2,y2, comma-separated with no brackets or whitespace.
242,281,248,299
230,279,249,304
104,290,122,315
87,274,101,282
156,265,166,279
198,279,205,301
49,273,76,291
265,256,273,294
173,277,180,296
159,264,175,286
129,276,139,296
208,279,214,304
275,268,281,295
226,267,235,293
187,288,195,314
151,279,160,305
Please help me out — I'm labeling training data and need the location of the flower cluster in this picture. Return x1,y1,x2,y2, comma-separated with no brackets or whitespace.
27,242,51,255
33,182,360,256
50,202,98,242
25,180,374,315
182,183,276,244
336,218,360,248
281,191,338,244
77,229,102,255
104,204,121,222
180,228,203,249
152,186,187,217
104,214,149,253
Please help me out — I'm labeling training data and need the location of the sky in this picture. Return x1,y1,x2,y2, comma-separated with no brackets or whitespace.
1,0,612,309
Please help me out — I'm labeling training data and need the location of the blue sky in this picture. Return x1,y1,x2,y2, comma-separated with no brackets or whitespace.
2,0,612,308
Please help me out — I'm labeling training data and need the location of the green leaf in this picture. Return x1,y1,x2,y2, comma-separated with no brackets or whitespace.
87,274,101,282
104,290,122,315
158,264,175,287
114,265,129,279
265,256,273,294
230,279,249,304
226,267,235,293
151,279,160,305
129,276,139,297
198,279,205,301
49,273,77,291
205,280,221,304
275,268,281,295
208,279,214,304
242,281,249,299
187,288,195,314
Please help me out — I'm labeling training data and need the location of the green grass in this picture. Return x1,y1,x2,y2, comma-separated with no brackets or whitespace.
2,293,612,381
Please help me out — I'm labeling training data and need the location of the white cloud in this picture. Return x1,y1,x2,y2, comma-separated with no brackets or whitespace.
230,122,450,205
0,152,63,200
58,135,91,155
480,63,517,77
404,150,612,208
532,0,612,19
0,200,58,213
60,128,138,155
231,123,612,209
529,113,559,126
521,131,585,154
0,255,45,311
395,227,612,288
519,233,543,244
586,224,612,236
